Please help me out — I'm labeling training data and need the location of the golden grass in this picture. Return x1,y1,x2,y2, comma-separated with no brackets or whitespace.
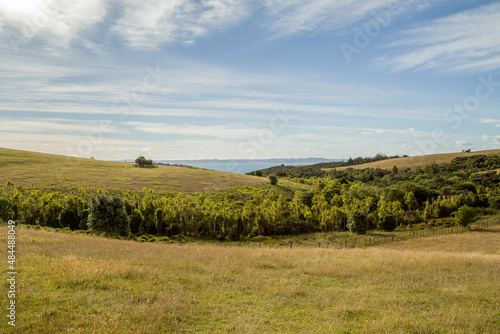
324,149,500,171
1,227,499,333
377,225,500,255
0,147,265,193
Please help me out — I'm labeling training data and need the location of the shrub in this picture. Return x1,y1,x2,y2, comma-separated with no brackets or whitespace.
0,198,14,223
268,175,278,185
129,209,144,234
255,170,263,177
378,213,397,231
88,194,130,237
454,205,476,229
347,210,368,235
488,196,500,210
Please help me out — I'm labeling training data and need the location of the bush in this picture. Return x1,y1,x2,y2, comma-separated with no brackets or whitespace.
88,194,130,237
488,196,500,209
129,209,144,234
378,213,397,231
0,198,14,223
454,205,476,229
347,210,368,235
268,175,278,185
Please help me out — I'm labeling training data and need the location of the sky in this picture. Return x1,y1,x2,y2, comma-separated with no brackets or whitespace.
0,0,499,161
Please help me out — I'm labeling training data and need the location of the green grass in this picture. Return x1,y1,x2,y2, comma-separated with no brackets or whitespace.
0,147,265,193
1,224,499,333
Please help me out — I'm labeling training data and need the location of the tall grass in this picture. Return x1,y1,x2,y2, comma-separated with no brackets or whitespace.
1,227,499,333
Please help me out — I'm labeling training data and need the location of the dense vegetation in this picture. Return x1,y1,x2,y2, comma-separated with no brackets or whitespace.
1,153,499,240
248,153,405,178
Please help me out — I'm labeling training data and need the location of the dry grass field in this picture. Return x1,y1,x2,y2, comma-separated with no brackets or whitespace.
0,147,265,193
324,149,500,171
378,225,500,255
1,226,499,333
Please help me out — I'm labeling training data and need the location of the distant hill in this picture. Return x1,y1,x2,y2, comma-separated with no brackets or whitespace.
250,150,500,178
330,149,500,171
0,147,265,193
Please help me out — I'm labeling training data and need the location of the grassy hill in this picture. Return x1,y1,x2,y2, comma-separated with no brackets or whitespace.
0,147,265,193
2,220,499,333
329,149,500,171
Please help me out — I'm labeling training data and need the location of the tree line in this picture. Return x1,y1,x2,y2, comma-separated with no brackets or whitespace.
1,154,499,239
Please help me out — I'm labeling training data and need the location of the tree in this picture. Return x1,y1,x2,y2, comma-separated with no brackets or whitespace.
0,198,14,223
269,175,278,186
88,194,130,237
392,165,398,175
454,205,476,229
347,210,368,234
378,213,397,231
135,156,153,167
129,209,144,234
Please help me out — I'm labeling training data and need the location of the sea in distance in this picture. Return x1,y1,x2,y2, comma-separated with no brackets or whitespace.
155,158,342,174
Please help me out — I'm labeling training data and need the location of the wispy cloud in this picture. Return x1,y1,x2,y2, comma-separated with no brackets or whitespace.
110,0,250,49
377,3,500,73
260,0,437,39
481,118,500,123
126,121,260,139
0,118,118,134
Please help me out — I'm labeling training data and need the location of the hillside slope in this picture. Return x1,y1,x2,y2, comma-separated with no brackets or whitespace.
329,149,500,171
0,147,265,193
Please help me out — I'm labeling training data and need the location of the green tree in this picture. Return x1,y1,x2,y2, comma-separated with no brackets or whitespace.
88,194,130,237
135,156,153,167
454,205,476,229
129,209,144,234
268,175,278,186
0,198,14,223
378,213,397,231
347,210,368,235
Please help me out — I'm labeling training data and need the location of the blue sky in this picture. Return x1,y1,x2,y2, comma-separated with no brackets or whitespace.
0,0,499,160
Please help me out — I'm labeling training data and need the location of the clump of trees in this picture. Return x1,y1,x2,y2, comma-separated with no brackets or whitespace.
454,205,476,229
135,156,153,168
0,198,14,222
88,194,130,237
347,210,367,234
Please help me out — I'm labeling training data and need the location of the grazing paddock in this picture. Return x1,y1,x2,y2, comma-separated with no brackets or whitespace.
1,227,498,333
0,147,265,193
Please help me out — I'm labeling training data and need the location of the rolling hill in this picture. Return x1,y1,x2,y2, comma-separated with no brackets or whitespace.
0,147,265,193
329,149,500,171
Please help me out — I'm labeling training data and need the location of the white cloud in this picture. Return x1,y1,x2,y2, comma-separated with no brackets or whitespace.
126,121,261,139
481,118,500,123
0,0,107,50
483,134,500,146
0,118,118,134
111,0,250,49
378,3,500,73
455,140,470,147
260,0,437,39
